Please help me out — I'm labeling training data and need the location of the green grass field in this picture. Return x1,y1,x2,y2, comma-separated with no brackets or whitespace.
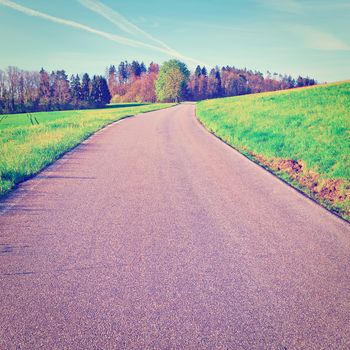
197,81,350,220
0,103,174,196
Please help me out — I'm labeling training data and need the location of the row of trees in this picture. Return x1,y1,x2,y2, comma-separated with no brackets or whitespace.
0,67,111,114
106,60,316,103
0,60,316,113
107,61,159,103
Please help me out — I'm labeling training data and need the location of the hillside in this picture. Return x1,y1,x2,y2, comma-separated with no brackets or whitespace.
197,81,350,220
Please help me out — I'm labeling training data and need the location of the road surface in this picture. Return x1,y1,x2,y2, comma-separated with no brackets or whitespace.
1,104,349,349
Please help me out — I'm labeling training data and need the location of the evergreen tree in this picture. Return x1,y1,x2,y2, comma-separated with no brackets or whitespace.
118,61,129,83
100,77,111,105
90,76,111,108
81,73,91,104
70,74,82,108
207,68,221,98
195,65,202,78
140,62,147,75
201,66,207,77
215,69,222,97
297,76,304,87
131,60,141,78
108,65,116,76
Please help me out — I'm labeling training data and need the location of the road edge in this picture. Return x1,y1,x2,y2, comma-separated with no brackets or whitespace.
0,104,178,206
193,103,350,224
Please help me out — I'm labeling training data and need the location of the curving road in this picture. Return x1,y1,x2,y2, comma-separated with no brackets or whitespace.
1,104,349,349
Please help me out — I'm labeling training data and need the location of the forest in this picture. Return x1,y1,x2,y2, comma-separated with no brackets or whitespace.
0,60,316,114
0,68,111,114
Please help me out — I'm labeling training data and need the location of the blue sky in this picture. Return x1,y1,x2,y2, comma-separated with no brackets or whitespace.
0,0,349,82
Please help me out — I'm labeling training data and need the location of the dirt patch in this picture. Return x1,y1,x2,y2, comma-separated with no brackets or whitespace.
249,152,349,218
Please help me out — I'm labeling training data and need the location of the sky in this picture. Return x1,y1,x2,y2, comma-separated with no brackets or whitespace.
0,0,349,82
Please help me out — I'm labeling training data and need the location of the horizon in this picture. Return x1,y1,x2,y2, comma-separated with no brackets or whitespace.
0,0,350,82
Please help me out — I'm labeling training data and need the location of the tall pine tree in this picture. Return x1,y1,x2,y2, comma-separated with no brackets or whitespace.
81,73,91,106
70,74,82,108
90,76,111,108
195,65,202,78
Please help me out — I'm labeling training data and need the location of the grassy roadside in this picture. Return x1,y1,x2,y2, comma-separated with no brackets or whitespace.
196,81,350,221
0,103,175,197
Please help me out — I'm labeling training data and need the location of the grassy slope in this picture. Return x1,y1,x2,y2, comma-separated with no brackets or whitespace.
0,103,174,196
197,81,350,220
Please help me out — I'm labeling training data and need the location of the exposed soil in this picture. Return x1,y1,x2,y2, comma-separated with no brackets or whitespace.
249,152,349,218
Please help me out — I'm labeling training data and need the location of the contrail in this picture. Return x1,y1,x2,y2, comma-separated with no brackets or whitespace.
0,0,205,65
77,0,205,65
78,0,173,51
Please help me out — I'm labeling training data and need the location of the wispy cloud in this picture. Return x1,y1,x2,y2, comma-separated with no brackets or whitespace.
77,0,204,65
78,0,172,51
290,25,350,51
0,0,205,65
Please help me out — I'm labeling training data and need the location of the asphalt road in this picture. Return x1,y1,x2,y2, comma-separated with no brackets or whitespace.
1,104,349,349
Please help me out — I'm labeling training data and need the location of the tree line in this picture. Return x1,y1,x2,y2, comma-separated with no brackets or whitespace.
107,59,316,103
0,60,316,114
107,61,159,103
0,67,111,114
187,65,316,101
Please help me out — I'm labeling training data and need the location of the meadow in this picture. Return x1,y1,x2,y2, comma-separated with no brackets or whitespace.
197,81,350,220
0,103,174,196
